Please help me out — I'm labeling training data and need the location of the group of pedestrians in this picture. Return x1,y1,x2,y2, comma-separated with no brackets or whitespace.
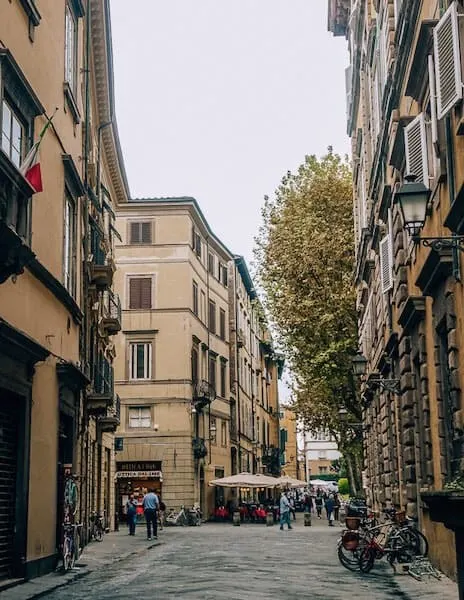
125,489,166,540
304,490,341,526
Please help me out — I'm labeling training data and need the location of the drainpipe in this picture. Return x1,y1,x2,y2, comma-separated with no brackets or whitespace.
234,264,242,473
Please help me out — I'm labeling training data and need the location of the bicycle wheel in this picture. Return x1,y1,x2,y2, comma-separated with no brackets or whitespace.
359,547,375,573
63,537,73,571
402,528,428,557
95,524,103,542
338,543,361,572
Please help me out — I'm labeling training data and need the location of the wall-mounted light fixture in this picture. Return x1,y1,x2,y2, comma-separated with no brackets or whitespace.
351,353,400,395
395,173,464,280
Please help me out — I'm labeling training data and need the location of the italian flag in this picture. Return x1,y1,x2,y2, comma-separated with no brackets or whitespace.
20,108,57,194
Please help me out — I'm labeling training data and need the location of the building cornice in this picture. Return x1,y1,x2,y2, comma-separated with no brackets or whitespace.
90,0,130,205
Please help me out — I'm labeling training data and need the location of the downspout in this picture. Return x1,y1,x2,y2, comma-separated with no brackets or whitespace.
206,236,211,463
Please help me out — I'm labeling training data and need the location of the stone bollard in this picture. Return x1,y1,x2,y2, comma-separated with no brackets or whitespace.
304,512,312,526
266,511,274,526
233,511,241,526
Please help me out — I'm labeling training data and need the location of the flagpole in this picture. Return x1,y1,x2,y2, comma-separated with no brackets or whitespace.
38,106,59,140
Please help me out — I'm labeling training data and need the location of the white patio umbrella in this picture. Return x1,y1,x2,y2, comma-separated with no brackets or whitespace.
208,472,278,488
309,479,335,487
277,475,308,489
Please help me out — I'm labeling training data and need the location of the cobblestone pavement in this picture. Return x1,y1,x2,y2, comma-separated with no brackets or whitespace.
1,519,459,600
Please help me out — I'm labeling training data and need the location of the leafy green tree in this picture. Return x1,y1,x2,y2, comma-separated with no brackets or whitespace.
255,150,363,493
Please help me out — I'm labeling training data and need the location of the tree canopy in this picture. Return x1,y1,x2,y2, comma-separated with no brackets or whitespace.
255,150,362,489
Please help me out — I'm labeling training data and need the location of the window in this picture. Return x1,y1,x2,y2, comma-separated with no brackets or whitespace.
129,342,152,380
63,190,76,294
209,300,216,333
192,281,199,316
208,252,215,275
64,3,77,93
404,113,429,187
192,231,202,259
1,100,23,168
220,360,226,397
191,346,199,382
128,406,151,428
221,421,227,446
129,277,152,309
209,355,217,390
219,308,226,340
319,466,328,474
222,265,228,287
200,290,206,323
130,221,152,244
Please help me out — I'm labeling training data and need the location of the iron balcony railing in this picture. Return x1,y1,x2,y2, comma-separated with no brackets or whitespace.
192,379,216,410
102,289,121,325
90,220,107,266
93,354,114,396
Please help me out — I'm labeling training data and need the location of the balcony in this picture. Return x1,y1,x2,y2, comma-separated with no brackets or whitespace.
192,379,216,411
192,437,208,459
0,151,35,284
88,220,114,290
86,354,114,414
101,289,121,335
97,394,121,432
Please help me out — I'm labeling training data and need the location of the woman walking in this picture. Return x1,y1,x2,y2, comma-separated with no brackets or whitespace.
315,491,323,519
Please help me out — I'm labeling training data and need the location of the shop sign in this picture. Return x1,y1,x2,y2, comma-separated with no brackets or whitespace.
116,470,163,480
117,461,161,471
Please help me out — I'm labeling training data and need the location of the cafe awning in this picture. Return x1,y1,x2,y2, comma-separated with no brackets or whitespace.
209,472,278,488
277,475,308,488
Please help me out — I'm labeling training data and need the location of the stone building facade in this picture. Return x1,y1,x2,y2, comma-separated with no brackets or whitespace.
228,257,282,480
0,0,127,580
113,201,282,518
329,0,464,583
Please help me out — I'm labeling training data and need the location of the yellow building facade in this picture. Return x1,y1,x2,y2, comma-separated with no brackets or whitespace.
0,0,126,580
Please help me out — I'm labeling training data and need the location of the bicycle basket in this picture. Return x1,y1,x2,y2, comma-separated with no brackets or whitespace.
393,510,406,524
345,517,361,530
342,531,359,550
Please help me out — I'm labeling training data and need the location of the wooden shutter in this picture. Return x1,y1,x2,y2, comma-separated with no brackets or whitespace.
129,277,152,309
404,113,429,186
141,222,152,243
140,278,152,309
129,278,141,308
379,235,393,293
434,2,463,119
130,222,140,243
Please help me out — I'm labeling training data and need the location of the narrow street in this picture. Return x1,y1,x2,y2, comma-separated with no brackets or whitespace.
10,520,456,600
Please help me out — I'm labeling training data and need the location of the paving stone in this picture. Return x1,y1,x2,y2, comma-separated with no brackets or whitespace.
0,519,458,599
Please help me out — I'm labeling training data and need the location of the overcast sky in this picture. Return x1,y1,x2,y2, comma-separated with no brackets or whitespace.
110,0,349,265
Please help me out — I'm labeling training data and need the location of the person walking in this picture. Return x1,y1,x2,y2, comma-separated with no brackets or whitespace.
288,495,296,521
126,493,138,536
315,491,323,518
143,488,159,540
304,493,313,513
279,491,292,531
333,493,341,522
325,494,335,526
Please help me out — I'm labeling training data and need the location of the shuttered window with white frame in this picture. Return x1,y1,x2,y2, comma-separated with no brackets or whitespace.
404,113,429,186
379,234,393,293
433,1,463,120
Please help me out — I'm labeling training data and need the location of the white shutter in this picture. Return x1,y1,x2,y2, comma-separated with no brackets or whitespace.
404,113,429,186
433,1,463,119
379,235,393,293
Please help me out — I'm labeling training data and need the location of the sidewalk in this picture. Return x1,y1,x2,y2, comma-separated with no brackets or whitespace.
0,528,162,600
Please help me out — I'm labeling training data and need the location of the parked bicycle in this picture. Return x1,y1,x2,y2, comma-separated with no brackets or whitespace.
89,511,105,542
62,522,82,571
338,508,428,573
165,505,202,526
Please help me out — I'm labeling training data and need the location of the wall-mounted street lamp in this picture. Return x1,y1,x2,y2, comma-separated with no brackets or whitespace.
351,353,400,394
395,174,464,280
